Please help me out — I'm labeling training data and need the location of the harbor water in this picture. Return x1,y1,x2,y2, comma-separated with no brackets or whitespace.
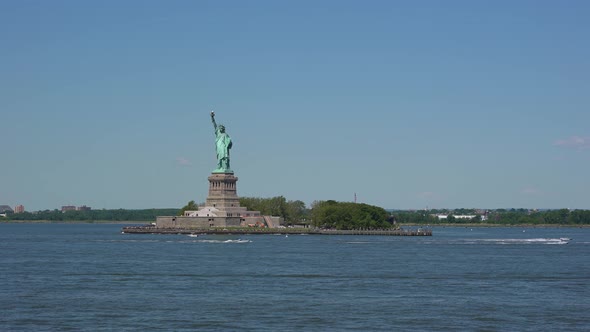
1,223,589,331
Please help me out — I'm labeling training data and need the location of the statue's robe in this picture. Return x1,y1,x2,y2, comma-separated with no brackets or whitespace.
215,130,232,161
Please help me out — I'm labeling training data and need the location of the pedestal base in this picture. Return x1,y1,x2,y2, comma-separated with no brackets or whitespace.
156,172,282,229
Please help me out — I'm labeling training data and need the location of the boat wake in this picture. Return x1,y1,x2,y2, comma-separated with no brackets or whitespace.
466,238,569,245
197,239,252,244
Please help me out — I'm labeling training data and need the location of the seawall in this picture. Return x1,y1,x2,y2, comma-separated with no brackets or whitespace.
122,226,432,236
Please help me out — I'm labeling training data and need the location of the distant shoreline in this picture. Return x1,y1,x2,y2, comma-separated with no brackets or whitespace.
0,220,149,225
398,223,590,228
1,220,589,228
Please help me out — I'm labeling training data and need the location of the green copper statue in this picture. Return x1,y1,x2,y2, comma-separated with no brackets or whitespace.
210,111,233,173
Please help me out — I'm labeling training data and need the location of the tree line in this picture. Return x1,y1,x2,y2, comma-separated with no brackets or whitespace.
310,200,392,230
487,209,590,225
5,202,590,226
4,209,179,222
239,196,307,224
391,208,590,225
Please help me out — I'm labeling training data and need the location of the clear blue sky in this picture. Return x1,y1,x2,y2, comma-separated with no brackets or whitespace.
1,0,589,211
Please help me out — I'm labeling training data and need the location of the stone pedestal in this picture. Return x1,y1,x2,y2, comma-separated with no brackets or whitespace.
156,172,282,229
206,173,240,209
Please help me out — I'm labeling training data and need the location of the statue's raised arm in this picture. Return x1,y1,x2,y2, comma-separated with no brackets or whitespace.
210,111,217,131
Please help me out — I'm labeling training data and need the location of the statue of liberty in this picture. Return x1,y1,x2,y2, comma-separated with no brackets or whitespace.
210,111,233,173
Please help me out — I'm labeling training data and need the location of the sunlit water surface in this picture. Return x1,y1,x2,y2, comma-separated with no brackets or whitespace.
1,224,589,331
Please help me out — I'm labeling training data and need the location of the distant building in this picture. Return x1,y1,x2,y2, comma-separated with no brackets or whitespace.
436,214,476,220
14,205,25,213
77,205,91,211
435,214,488,221
0,205,14,213
61,205,76,212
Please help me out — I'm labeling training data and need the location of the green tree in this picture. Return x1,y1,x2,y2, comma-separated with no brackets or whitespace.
239,196,309,223
310,200,390,230
285,200,307,224
178,201,199,216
